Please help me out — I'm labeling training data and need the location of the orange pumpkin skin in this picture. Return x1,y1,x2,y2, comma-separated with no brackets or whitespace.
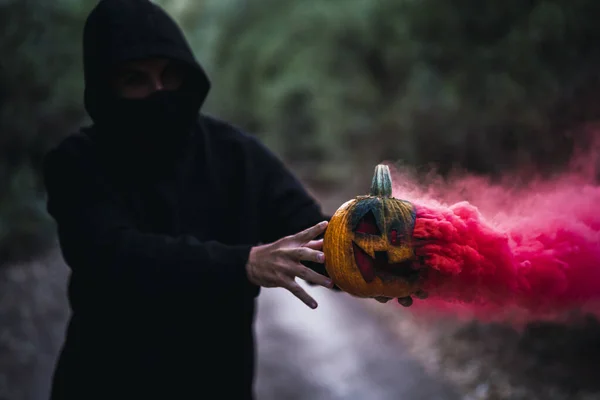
323,165,422,298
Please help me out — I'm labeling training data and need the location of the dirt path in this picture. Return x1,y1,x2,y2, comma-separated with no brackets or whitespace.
254,283,460,400
0,251,69,400
0,251,461,400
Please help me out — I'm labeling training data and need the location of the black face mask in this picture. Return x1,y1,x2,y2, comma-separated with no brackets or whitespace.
110,87,200,145
91,83,204,175
96,89,200,162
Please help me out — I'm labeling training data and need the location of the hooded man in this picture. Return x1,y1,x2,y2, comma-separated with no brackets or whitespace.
43,0,405,398
42,0,339,398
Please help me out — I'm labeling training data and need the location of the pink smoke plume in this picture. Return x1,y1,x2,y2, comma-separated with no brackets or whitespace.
389,129,600,321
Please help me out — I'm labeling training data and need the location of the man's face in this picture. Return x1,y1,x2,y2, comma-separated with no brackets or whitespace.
111,57,186,99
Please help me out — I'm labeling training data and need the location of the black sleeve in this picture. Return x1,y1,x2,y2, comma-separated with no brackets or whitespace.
254,140,340,290
43,143,257,295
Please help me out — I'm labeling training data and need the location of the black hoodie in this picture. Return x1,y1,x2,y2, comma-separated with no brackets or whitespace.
43,1,331,398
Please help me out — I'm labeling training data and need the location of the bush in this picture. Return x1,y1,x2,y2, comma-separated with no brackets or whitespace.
183,0,600,182
0,0,94,266
3,0,600,263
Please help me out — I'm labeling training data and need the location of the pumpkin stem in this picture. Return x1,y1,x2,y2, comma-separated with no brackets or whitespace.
370,164,393,197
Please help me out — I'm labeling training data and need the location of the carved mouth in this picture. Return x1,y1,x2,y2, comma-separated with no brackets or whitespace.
352,242,420,284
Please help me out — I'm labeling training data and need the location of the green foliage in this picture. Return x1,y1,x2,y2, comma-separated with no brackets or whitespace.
179,0,600,182
401,0,600,174
3,0,600,263
0,165,55,265
0,0,95,265
192,0,409,184
0,0,92,162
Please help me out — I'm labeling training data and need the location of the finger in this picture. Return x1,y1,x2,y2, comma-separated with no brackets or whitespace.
284,280,318,309
290,221,328,244
291,263,333,288
303,239,323,250
285,247,324,263
397,296,413,307
374,297,391,303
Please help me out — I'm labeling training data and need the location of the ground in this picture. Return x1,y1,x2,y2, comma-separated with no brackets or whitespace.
2,247,600,400
254,284,460,400
0,250,460,400
364,301,600,400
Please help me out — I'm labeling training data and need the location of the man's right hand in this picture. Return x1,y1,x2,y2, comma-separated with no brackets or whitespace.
246,221,333,309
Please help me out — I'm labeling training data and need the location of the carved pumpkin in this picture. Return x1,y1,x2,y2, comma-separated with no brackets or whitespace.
324,164,424,300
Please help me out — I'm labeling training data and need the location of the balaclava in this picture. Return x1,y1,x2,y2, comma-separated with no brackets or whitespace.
82,0,211,165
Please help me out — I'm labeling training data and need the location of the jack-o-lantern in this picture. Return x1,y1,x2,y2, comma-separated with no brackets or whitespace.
324,164,424,300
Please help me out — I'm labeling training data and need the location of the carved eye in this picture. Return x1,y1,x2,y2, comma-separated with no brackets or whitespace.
354,210,381,235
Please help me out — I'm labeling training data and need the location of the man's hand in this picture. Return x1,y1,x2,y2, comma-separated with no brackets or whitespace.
246,221,333,309
374,290,428,307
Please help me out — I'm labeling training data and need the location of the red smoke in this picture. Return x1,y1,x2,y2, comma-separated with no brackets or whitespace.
389,133,600,321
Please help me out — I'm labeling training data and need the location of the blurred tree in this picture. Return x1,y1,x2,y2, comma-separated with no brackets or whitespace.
403,0,600,176
0,0,95,265
3,0,600,262
192,0,410,186
176,0,600,184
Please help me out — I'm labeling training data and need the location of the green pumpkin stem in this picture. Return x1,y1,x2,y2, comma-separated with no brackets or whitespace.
370,164,393,197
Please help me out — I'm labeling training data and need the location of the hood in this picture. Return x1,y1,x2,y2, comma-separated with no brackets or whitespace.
82,0,211,125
